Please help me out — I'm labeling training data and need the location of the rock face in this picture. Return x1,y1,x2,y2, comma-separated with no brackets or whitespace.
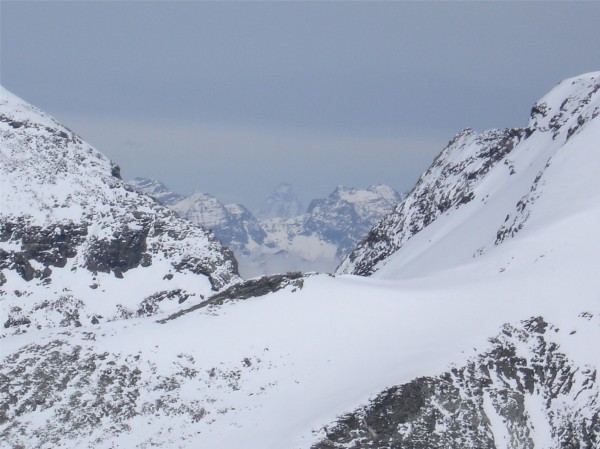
0,86,239,335
128,180,268,258
127,177,185,205
255,185,403,274
338,72,600,277
302,185,403,258
255,182,304,219
171,192,267,255
313,316,599,449
337,128,525,276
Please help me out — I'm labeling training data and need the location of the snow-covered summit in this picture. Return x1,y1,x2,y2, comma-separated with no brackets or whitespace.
338,71,600,278
128,179,268,259
0,86,239,335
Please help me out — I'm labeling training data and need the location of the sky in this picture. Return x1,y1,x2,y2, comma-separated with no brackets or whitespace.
1,1,600,211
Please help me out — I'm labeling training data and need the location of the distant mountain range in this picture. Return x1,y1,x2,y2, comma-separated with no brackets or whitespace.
128,179,403,277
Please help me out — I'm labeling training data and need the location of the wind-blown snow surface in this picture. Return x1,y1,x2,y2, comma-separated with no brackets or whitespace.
0,86,239,336
2,73,600,448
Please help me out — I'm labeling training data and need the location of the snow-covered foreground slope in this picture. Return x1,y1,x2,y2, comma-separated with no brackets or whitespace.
2,73,600,448
2,240,599,448
0,86,239,336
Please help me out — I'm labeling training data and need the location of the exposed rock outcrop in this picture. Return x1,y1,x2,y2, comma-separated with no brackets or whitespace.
0,86,240,335
313,316,599,449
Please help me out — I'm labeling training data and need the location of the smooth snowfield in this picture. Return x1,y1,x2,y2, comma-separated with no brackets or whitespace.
4,220,599,449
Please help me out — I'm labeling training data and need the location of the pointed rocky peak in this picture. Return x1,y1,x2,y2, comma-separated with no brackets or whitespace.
255,183,304,219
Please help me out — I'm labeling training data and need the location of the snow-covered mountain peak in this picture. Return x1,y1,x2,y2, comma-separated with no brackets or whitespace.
337,125,525,276
0,87,239,335
529,71,600,141
171,192,229,228
128,179,401,276
3,75,600,449
0,86,121,224
329,184,400,205
338,72,600,278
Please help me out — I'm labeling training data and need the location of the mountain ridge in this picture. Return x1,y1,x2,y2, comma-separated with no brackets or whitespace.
338,72,600,278
0,86,240,336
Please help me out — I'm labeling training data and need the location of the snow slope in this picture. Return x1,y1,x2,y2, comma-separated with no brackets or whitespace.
0,86,239,336
338,72,600,279
2,73,600,449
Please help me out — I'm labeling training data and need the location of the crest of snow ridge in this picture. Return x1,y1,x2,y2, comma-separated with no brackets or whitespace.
338,72,600,276
0,86,239,334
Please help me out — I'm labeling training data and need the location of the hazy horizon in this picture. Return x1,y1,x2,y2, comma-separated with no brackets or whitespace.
2,1,600,210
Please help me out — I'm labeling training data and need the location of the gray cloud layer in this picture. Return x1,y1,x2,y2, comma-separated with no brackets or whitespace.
2,1,600,208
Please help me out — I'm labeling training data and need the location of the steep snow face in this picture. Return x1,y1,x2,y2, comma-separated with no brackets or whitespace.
0,87,240,336
255,182,304,219
338,72,600,278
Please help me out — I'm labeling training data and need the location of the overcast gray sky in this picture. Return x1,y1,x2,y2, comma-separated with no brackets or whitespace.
2,1,600,210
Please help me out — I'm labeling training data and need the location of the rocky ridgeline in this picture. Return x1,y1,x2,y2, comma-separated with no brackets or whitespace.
338,73,600,276
336,127,525,276
0,87,239,335
313,314,599,449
